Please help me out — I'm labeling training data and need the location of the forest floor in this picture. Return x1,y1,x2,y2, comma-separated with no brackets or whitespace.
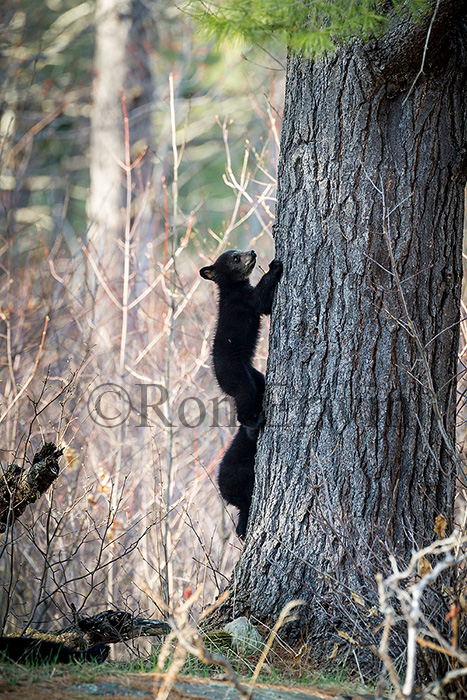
0,667,380,700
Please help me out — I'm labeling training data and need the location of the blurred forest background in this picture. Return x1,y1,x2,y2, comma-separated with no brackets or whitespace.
0,0,285,649
1,0,467,666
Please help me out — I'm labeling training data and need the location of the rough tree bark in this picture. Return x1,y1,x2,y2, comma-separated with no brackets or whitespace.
221,2,467,669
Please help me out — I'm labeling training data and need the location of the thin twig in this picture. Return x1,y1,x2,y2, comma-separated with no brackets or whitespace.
402,0,442,106
0,316,49,424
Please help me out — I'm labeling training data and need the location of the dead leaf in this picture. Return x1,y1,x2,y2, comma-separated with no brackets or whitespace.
434,514,448,539
98,468,111,493
328,642,338,660
337,630,361,647
63,446,78,470
292,643,307,668
417,555,432,578
351,591,365,607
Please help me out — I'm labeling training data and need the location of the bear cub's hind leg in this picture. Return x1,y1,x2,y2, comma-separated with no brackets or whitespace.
218,425,257,538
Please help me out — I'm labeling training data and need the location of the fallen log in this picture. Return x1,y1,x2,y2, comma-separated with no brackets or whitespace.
19,609,170,650
56,609,171,647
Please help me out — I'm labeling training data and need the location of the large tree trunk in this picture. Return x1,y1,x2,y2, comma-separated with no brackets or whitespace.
224,4,467,670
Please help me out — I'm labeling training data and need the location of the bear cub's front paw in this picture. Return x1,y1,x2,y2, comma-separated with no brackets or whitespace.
268,259,283,277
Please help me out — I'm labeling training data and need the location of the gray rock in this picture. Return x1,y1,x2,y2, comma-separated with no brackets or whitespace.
223,616,264,656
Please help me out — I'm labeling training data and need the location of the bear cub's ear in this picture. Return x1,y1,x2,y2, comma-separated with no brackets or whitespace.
200,265,216,281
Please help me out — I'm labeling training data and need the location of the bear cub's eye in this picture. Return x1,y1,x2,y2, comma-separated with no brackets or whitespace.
233,255,240,263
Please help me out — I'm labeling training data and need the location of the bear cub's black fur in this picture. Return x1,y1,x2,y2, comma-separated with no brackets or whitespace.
217,424,258,538
200,250,282,430
200,250,282,538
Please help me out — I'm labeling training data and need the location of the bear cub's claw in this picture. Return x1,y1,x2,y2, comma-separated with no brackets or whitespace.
268,259,283,276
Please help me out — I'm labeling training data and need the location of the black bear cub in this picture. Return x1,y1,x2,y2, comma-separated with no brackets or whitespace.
200,249,282,538
200,250,282,430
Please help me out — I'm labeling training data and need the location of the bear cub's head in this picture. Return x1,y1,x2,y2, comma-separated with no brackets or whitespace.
200,250,256,284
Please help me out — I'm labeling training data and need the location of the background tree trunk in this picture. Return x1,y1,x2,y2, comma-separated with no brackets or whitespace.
88,0,131,275
86,0,157,351
225,8,467,668
87,0,157,280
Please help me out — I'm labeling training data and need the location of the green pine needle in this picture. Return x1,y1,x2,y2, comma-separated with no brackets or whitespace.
185,0,432,57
